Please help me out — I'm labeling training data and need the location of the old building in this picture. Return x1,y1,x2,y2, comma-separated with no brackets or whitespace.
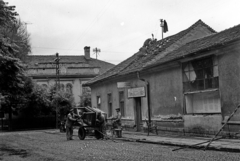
26,46,114,105
84,20,240,134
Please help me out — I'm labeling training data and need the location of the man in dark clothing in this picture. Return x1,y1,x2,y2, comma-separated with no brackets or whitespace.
96,112,106,136
65,109,77,140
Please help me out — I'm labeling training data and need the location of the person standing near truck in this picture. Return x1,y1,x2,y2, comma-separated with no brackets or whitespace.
111,108,122,129
65,109,77,140
96,112,106,136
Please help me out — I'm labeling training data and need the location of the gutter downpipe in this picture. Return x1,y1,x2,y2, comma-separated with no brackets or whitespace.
137,72,151,134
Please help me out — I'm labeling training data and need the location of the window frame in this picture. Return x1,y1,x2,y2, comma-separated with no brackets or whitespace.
182,56,219,93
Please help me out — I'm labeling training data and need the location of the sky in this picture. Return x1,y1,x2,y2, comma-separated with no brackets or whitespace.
7,0,240,64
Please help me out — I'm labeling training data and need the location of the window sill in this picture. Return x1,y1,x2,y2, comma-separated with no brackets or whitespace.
107,118,134,121
221,121,240,125
121,118,134,121
184,88,218,95
152,119,183,122
185,113,221,115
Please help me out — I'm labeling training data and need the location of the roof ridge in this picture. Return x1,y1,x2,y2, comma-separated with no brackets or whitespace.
27,55,84,57
193,19,216,33
170,19,216,40
178,22,240,48
147,22,240,69
139,19,215,69
153,20,216,47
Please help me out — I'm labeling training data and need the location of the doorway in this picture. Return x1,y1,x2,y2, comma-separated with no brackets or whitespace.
134,97,142,131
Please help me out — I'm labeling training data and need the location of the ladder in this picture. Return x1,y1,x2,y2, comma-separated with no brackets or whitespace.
204,104,240,150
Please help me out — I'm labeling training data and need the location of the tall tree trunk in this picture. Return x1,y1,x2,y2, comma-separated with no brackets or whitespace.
8,106,12,131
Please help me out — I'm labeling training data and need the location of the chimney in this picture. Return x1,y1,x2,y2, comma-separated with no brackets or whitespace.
84,46,90,59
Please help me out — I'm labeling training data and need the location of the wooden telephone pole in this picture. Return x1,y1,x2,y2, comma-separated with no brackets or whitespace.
54,53,60,129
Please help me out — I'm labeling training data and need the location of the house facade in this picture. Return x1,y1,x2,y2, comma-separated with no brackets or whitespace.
26,46,115,105
84,20,240,134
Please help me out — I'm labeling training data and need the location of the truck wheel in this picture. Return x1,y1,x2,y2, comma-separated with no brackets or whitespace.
78,127,86,140
95,130,103,139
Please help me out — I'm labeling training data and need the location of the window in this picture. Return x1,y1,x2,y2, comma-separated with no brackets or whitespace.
185,91,221,114
97,96,101,109
119,91,125,117
182,56,219,92
183,56,221,114
108,93,113,117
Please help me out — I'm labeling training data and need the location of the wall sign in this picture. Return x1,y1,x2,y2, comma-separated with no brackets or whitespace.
128,87,146,98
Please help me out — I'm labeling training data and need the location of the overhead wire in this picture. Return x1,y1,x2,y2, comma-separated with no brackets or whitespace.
32,46,133,54
71,0,113,48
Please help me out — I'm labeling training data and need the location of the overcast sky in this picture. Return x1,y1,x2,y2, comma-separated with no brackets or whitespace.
7,0,240,64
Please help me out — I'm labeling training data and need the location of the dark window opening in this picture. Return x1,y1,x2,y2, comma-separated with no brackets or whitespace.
108,93,112,117
119,91,125,117
97,96,101,109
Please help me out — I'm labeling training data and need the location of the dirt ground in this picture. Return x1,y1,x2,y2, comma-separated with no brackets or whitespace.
1,130,240,161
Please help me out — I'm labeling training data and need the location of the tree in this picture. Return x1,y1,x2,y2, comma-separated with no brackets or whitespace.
0,52,26,130
1,0,31,62
18,78,53,117
80,87,91,107
0,0,31,129
0,0,18,26
0,18,31,61
49,85,75,122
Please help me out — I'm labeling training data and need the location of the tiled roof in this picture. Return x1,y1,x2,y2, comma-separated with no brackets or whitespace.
26,55,87,66
84,20,216,86
149,23,240,68
26,55,115,74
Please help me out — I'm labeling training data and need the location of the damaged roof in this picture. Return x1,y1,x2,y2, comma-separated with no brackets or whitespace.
149,22,240,68
84,20,216,86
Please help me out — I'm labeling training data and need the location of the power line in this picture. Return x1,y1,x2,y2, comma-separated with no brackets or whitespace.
32,46,80,51
32,46,133,54
71,0,113,48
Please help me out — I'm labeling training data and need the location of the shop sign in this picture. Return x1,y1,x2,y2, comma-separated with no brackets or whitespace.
128,87,145,98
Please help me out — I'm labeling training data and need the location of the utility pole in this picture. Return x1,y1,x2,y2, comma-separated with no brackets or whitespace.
54,53,60,129
93,47,101,59
137,72,151,135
